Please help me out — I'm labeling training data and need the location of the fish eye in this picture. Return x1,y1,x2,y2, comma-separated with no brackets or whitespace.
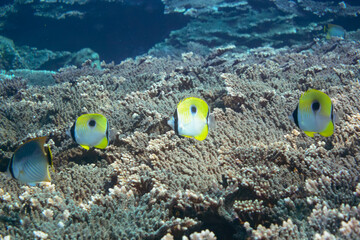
88,119,96,127
190,105,197,114
312,101,320,111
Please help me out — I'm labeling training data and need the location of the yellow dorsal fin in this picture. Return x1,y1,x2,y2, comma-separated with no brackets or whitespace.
299,89,332,116
304,131,315,137
76,113,108,133
94,137,108,149
194,125,208,141
319,121,334,137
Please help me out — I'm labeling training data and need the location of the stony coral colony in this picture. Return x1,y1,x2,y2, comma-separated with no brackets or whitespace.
5,90,337,185
0,41,360,239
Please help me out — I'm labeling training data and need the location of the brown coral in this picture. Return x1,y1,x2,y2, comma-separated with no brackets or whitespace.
0,39,360,239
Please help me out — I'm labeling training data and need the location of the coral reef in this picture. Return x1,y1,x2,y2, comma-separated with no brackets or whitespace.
151,0,360,57
0,38,359,239
0,35,99,71
1,0,360,65
162,0,360,17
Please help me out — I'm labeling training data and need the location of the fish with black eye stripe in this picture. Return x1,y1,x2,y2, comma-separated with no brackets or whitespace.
290,89,338,137
168,97,216,141
7,136,54,186
67,113,111,150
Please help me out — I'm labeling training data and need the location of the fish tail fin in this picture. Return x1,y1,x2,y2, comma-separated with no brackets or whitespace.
66,127,71,137
208,114,216,130
319,122,334,137
288,114,294,122
326,33,331,40
194,126,208,141
107,128,117,144
167,117,175,129
333,110,342,124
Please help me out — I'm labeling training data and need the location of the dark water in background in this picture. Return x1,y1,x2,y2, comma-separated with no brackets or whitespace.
0,0,360,66
1,0,188,63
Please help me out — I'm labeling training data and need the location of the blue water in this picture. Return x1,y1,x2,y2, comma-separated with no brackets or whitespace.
1,0,360,69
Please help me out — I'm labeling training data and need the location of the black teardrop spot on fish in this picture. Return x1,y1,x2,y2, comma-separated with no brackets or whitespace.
70,123,76,142
174,109,179,136
191,105,197,114
292,105,299,128
312,101,320,111
88,119,96,127
9,155,15,179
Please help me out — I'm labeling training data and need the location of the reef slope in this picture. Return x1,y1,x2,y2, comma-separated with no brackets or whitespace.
0,39,360,239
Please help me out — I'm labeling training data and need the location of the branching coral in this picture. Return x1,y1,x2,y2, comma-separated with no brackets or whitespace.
0,40,360,239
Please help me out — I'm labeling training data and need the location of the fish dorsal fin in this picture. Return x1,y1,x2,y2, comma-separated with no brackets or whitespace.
76,114,108,133
36,136,47,146
177,97,209,125
299,89,332,116
179,97,209,115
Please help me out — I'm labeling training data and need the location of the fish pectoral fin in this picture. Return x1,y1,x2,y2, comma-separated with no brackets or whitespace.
319,122,334,137
304,131,316,137
194,126,208,141
94,137,108,149
80,144,90,150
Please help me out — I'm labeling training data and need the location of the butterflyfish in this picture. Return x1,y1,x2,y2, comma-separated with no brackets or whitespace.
324,24,345,40
168,97,215,141
69,113,109,150
7,136,54,185
290,89,337,137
